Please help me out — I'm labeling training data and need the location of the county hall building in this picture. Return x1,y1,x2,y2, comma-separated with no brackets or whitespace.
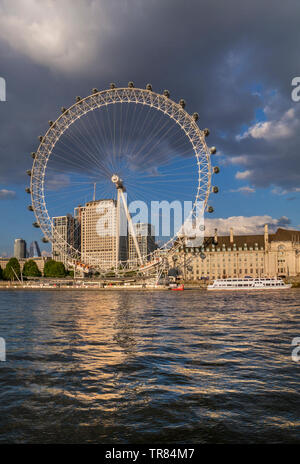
181,225,300,281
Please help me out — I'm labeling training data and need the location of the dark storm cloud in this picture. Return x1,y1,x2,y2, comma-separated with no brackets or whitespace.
0,0,300,190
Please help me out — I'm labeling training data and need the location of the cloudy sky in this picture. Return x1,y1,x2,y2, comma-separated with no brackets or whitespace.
0,0,300,255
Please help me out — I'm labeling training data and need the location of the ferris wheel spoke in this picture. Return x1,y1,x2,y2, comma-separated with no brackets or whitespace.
139,116,190,166
139,120,184,166
119,101,130,158
122,102,145,159
79,108,112,170
46,183,113,215
124,101,142,154
129,105,153,156
90,107,113,165
130,108,167,163
49,148,107,178
72,113,116,176
55,128,110,178
45,163,101,183
73,116,115,177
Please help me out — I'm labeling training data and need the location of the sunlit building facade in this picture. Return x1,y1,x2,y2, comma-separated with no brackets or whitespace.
180,226,300,281
78,199,127,268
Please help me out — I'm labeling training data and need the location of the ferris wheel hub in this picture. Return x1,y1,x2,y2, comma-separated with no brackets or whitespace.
111,174,120,183
111,174,125,190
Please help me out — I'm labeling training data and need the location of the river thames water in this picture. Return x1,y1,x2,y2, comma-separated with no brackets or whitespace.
0,289,299,444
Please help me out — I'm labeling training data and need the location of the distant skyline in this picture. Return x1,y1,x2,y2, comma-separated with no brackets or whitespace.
1,0,300,256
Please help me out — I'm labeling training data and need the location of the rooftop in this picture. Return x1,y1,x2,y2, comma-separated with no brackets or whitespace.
202,227,300,250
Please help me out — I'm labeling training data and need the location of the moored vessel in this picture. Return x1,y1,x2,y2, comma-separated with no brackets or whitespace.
207,277,292,291
171,284,184,291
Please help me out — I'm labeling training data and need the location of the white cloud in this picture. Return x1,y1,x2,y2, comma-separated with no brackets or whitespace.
0,188,16,199
0,0,112,72
230,186,255,194
237,107,299,141
271,187,288,195
235,170,252,180
227,155,249,165
204,215,291,236
46,174,70,191
272,186,300,195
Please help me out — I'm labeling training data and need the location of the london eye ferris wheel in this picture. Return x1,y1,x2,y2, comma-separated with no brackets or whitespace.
26,82,219,274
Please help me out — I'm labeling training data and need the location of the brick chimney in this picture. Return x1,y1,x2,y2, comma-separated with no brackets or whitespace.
230,227,234,244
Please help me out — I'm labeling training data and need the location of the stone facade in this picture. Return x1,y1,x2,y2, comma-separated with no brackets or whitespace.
177,226,300,281
0,257,51,274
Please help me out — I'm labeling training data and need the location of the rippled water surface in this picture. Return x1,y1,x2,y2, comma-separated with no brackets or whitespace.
0,289,300,443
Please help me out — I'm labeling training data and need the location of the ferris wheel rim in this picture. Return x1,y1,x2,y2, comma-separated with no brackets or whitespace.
30,86,213,271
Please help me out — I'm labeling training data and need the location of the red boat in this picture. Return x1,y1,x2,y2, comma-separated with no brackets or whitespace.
171,284,184,291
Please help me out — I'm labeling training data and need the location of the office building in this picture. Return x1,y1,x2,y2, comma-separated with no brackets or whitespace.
128,223,156,266
52,214,80,266
14,239,27,259
28,241,41,258
78,199,127,268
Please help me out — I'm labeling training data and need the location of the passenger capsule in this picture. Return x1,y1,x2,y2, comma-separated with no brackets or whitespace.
38,136,44,142
31,152,36,159
32,222,40,228
163,90,170,98
110,83,116,89
203,128,210,137
210,146,217,154
25,187,31,194
26,170,32,176
207,206,214,213
128,81,134,88
179,99,186,108
146,83,152,91
61,107,67,113
92,88,99,94
192,112,199,121
76,96,81,102
212,186,219,193
42,237,49,243
213,166,220,174
48,120,53,126
27,205,34,211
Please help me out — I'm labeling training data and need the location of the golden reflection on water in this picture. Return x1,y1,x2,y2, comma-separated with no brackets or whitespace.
1,289,300,443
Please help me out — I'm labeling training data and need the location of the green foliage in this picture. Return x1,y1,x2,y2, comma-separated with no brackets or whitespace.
23,259,41,277
4,257,21,281
44,260,66,277
0,265,3,280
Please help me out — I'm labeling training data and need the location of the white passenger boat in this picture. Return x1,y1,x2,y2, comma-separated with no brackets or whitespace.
207,277,292,291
